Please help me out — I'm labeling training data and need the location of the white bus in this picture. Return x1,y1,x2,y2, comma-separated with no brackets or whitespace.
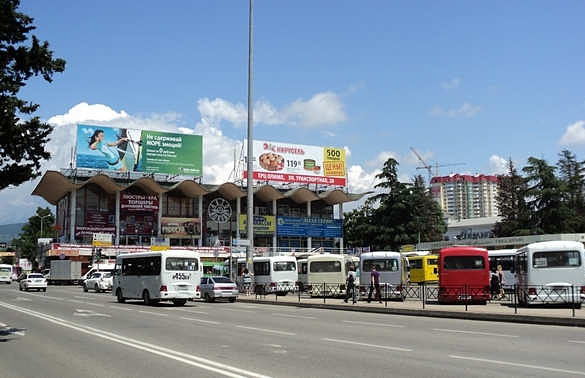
113,250,202,306
253,256,297,295
307,254,359,297
488,249,517,287
0,264,12,284
516,241,585,307
359,251,408,300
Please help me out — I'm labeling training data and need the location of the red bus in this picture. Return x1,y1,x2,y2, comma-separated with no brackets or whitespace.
438,247,490,304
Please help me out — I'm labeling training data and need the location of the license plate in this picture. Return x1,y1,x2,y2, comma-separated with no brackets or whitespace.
459,295,472,300
177,286,189,291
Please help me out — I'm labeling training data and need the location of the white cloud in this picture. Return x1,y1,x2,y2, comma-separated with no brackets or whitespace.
197,91,346,128
47,102,129,126
559,120,585,146
441,78,461,90
366,151,400,168
343,146,351,158
489,154,508,175
430,102,481,118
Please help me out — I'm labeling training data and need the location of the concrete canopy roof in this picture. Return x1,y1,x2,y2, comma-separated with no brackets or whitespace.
254,185,285,202
214,182,246,200
284,187,320,204
32,171,76,205
79,174,120,194
124,177,164,194
167,180,209,197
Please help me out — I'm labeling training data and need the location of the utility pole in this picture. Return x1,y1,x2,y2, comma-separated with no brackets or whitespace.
246,0,255,273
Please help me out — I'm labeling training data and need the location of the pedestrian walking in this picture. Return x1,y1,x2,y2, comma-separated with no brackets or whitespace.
497,264,506,299
344,266,356,304
490,268,500,299
367,265,382,303
242,268,252,296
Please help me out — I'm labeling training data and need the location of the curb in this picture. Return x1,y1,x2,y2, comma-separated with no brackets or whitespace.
237,298,585,328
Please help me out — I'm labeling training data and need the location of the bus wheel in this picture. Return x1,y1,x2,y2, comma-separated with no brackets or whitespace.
229,297,236,303
116,289,125,303
172,299,187,306
83,284,88,292
143,290,152,306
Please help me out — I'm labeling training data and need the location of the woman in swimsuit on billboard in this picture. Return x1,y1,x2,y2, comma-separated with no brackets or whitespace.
88,129,128,171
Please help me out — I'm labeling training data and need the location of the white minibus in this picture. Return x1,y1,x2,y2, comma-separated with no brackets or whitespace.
307,254,358,297
516,241,585,307
360,251,408,300
488,249,517,287
297,259,308,292
113,250,202,306
253,256,297,295
0,264,12,284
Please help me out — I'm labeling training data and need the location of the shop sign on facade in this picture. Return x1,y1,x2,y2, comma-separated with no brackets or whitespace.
93,233,113,247
120,193,159,211
244,140,347,186
239,215,275,235
276,216,342,238
161,217,200,238
151,237,170,251
76,225,116,237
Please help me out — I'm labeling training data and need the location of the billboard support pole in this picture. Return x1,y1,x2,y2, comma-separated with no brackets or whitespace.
246,0,255,273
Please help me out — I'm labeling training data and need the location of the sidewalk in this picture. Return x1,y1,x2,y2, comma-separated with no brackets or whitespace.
237,294,585,327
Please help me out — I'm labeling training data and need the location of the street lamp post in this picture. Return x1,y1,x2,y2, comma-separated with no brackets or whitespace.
39,214,51,238
246,0,255,273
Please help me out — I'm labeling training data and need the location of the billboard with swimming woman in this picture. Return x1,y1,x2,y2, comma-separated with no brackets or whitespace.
75,125,203,176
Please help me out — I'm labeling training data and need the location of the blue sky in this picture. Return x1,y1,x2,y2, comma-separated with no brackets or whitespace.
2,1,585,224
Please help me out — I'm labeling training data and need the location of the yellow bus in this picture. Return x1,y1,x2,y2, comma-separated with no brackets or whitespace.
408,255,439,283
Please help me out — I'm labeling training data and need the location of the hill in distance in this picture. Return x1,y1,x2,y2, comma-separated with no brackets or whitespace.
0,223,24,243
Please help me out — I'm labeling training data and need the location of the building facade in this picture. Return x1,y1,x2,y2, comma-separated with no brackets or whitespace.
430,174,499,220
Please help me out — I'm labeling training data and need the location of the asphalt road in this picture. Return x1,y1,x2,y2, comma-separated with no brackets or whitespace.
1,283,584,378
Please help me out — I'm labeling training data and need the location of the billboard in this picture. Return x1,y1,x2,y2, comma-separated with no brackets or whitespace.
276,216,343,238
161,217,201,238
244,140,346,186
239,215,275,235
76,125,203,176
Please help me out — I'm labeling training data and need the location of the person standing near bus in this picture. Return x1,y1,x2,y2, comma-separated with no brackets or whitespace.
497,264,506,299
242,268,252,296
367,265,382,303
344,266,356,304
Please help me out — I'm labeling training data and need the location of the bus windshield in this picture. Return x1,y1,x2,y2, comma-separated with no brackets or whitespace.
363,259,399,272
533,251,581,268
0,267,10,273
444,256,485,270
273,262,296,272
165,258,199,271
310,261,341,273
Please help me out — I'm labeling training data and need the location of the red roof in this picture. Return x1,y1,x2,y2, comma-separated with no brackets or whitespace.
430,174,499,184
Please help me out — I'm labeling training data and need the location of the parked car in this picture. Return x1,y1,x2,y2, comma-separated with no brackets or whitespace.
19,273,47,292
200,276,238,302
83,271,113,293
42,269,51,280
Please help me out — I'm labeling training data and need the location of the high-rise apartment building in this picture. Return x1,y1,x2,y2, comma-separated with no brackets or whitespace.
430,174,499,220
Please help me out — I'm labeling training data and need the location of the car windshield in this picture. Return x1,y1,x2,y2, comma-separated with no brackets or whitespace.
273,261,296,271
28,274,43,278
533,251,581,268
102,272,112,278
165,258,199,271
212,277,233,284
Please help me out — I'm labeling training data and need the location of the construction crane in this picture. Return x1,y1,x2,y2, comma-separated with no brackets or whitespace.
409,147,466,184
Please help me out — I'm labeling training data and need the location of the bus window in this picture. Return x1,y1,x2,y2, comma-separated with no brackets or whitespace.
410,259,423,269
310,261,341,273
532,251,581,268
427,258,438,266
444,256,485,270
166,258,199,271
253,261,270,276
273,261,296,271
363,259,399,272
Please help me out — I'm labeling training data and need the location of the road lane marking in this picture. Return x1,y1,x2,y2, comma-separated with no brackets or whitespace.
138,310,168,317
109,306,132,311
164,308,209,315
433,329,519,338
342,320,404,328
272,313,316,320
236,325,296,336
15,297,31,301
568,340,585,344
450,355,585,376
180,317,220,325
321,338,412,352
0,301,269,378
74,309,111,318
20,292,64,301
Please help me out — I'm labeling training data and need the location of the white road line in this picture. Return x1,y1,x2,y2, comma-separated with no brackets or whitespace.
0,301,269,378
322,338,412,352
138,310,168,317
342,320,404,328
75,296,92,299
180,317,221,325
236,325,296,336
433,328,519,338
450,355,585,376
164,308,209,315
0,322,6,327
272,313,316,320
21,292,64,301
568,340,585,344
109,306,132,311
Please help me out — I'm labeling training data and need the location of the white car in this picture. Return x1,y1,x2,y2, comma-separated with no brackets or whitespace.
19,273,47,292
83,272,113,293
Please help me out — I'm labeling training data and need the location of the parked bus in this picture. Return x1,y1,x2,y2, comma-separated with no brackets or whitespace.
408,255,439,284
438,247,490,304
307,254,358,297
516,241,585,307
253,256,297,295
297,259,308,292
359,251,408,300
113,250,202,306
488,249,517,288
0,264,12,284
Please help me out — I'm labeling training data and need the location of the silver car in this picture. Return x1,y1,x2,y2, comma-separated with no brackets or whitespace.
83,272,113,293
200,276,239,303
19,273,47,292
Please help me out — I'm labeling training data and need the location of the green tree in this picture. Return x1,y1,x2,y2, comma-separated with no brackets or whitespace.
342,200,377,248
0,0,66,190
557,149,585,232
493,159,533,236
12,207,55,264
